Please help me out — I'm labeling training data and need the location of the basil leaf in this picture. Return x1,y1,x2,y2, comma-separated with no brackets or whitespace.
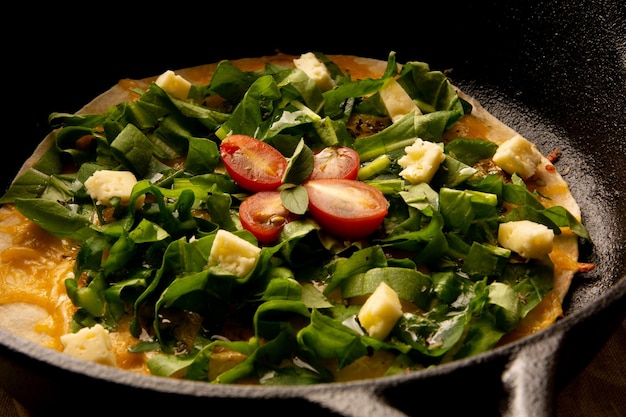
280,185,308,216
282,139,314,185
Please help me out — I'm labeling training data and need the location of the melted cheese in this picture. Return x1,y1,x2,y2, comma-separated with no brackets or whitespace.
0,205,152,373
0,205,77,350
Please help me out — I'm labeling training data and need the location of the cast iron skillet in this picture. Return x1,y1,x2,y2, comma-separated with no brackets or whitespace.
1,1,625,416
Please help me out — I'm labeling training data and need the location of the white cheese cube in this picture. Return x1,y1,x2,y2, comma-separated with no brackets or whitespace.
492,134,543,179
155,70,192,100
293,52,336,92
498,220,554,259
208,229,261,279
358,281,403,340
60,324,117,366
380,77,422,122
398,138,445,184
84,170,140,207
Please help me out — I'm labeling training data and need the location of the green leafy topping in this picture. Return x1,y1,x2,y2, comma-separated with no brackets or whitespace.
0,51,591,385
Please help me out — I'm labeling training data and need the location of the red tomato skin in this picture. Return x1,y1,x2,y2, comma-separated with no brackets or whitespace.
304,178,388,241
219,134,287,192
239,191,299,244
308,146,360,181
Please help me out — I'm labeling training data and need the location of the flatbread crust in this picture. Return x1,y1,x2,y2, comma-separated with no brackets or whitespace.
0,53,584,370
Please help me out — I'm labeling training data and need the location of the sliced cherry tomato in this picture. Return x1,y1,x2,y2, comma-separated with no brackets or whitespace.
304,178,388,240
220,134,287,192
239,191,299,244
308,146,360,181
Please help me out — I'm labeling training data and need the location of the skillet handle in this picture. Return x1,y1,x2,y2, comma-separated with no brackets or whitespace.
500,332,564,417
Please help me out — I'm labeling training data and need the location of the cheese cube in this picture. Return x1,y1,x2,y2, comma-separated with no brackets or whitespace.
208,229,261,278
397,138,445,184
380,77,422,122
60,324,117,366
492,134,543,179
358,281,403,340
293,52,336,92
155,70,192,100
498,220,554,259
84,170,140,207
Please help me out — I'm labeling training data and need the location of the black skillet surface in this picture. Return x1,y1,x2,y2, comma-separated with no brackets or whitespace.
1,1,625,416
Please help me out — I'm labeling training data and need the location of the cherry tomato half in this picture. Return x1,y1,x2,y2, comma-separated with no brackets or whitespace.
239,191,300,244
308,146,360,181
220,134,287,192
304,178,388,241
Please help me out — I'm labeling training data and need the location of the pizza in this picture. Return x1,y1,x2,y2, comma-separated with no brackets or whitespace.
0,52,593,384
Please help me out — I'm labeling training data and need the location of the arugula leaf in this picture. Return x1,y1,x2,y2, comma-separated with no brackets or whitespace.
184,137,220,174
341,266,433,310
207,59,259,102
215,74,281,139
397,60,465,120
297,309,368,368
324,246,388,295
110,124,154,177
14,198,94,240
445,138,498,165
355,111,458,161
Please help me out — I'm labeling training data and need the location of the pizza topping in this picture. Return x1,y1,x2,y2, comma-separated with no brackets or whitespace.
238,190,299,244
219,134,287,192
304,178,389,240
60,323,116,367
0,51,593,385
357,281,403,340
497,220,555,259
308,146,360,181
155,70,192,100
380,77,422,122
207,229,261,278
492,134,544,179
397,138,446,184
84,170,142,207
293,52,336,91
